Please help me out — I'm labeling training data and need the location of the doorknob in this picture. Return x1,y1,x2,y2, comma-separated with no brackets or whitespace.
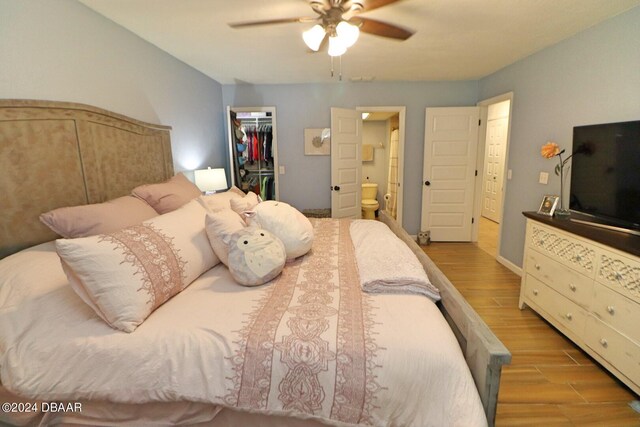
424,181,431,186
334,185,341,191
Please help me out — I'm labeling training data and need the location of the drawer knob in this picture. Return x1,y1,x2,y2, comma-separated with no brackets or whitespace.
607,305,615,314
599,338,608,348
539,239,545,245
566,313,573,320
533,289,539,296
569,284,576,291
574,255,582,261
614,272,623,280
535,264,541,270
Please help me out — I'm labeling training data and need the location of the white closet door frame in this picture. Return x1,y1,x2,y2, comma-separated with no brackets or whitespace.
227,106,279,201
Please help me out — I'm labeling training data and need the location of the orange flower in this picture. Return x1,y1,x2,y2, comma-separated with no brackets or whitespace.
541,141,560,159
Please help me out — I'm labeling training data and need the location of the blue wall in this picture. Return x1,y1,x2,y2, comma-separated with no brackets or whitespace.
223,81,479,235
478,6,640,267
0,0,226,176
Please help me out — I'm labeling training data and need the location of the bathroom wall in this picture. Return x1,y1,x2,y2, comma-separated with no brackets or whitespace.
361,120,390,201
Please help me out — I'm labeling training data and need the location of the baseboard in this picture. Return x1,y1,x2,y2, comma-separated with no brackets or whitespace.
409,234,417,240
497,255,522,277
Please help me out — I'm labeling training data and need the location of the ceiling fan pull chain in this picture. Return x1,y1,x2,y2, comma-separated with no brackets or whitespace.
339,55,343,81
330,56,334,77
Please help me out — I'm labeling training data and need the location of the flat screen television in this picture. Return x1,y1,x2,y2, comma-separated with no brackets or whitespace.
569,120,640,233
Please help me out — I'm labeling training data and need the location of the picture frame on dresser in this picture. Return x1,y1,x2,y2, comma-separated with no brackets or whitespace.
537,195,559,216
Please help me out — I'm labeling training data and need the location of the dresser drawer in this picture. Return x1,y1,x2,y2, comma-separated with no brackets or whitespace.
592,282,640,344
524,275,587,338
596,251,640,304
528,222,596,278
585,316,640,387
525,250,592,308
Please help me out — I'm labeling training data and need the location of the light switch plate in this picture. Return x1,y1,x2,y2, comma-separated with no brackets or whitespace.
279,165,285,174
539,172,549,184
507,169,512,180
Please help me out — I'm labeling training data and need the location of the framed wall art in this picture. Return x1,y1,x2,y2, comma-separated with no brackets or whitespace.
304,128,330,156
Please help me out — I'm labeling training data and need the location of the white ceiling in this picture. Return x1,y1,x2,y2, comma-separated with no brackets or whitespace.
78,0,639,85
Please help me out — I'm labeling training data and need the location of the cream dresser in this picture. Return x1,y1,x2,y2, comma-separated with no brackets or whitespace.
519,212,640,395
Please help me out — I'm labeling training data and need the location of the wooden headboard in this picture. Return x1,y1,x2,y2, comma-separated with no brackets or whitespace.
0,100,174,259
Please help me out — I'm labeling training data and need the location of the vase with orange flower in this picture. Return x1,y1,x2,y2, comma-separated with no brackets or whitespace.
541,141,572,218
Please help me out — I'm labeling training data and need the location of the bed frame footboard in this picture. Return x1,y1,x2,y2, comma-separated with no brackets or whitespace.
379,212,511,426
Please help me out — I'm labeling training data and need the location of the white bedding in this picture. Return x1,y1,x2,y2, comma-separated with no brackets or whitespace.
0,219,486,427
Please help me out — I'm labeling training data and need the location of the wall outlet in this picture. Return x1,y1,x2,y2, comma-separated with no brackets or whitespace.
279,165,285,174
539,171,549,184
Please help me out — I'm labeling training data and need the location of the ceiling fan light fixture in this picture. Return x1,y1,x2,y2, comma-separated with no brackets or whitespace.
303,24,325,51
328,35,347,57
336,21,359,48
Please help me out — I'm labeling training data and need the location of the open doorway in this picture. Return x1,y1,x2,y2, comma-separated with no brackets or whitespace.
472,93,513,261
356,106,406,226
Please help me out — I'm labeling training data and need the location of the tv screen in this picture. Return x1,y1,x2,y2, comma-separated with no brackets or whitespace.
569,120,640,231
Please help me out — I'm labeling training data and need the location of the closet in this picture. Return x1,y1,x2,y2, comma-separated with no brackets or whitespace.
227,106,278,201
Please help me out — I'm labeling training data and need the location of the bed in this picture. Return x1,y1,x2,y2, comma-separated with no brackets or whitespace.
0,100,510,426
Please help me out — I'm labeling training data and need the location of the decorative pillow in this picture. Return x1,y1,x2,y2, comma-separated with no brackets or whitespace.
230,191,261,216
245,201,314,260
227,228,286,287
132,173,202,214
204,209,246,266
56,199,218,333
200,186,245,212
40,196,158,238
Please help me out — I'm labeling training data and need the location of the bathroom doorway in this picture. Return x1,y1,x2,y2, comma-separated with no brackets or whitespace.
356,106,406,226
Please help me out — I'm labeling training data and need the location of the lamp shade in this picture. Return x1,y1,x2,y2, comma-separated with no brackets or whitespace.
194,167,228,193
302,24,325,51
328,35,347,57
336,21,359,48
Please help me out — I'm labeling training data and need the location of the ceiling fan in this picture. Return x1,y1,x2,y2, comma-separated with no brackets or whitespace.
228,0,415,56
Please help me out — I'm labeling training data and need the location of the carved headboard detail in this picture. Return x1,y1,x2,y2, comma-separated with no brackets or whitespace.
0,100,174,258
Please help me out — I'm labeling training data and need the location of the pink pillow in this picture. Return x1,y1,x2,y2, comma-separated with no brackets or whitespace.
132,173,202,214
40,196,158,238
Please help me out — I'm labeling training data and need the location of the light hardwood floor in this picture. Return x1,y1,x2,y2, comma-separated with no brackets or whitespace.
421,242,640,426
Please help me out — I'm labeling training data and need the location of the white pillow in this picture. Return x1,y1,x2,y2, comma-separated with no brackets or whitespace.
230,191,261,216
56,199,218,333
205,209,246,266
228,228,286,287
245,201,314,260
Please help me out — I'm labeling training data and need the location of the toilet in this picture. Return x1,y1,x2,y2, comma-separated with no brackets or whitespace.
361,183,379,219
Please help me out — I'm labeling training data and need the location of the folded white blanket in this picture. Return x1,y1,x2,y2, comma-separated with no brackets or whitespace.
350,220,441,302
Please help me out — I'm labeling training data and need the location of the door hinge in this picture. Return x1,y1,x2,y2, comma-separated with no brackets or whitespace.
472,217,475,224
478,119,481,126
475,170,478,176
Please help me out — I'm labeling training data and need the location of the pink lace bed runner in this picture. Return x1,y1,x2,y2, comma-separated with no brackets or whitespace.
222,218,383,425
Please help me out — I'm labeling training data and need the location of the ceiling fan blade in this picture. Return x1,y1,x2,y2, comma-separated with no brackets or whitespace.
229,17,316,28
356,17,414,40
358,0,401,13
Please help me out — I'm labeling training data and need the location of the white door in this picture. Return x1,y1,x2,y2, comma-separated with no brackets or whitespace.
421,107,480,241
331,108,362,218
481,117,508,222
